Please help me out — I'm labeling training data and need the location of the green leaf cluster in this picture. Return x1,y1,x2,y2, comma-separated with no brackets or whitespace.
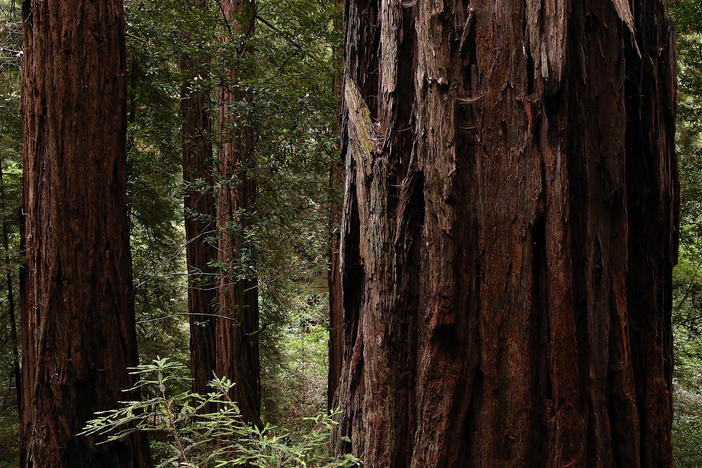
81,358,359,467
671,1,702,466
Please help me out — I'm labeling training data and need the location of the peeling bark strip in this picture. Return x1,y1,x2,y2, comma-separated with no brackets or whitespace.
20,0,151,466
216,0,261,425
337,0,678,466
182,0,219,404
526,0,568,86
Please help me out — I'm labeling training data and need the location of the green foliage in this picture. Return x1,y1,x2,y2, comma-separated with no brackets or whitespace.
81,358,358,467
0,409,18,467
121,0,342,372
0,2,22,466
261,283,329,424
123,0,193,363
670,1,702,465
673,358,702,468
121,0,343,425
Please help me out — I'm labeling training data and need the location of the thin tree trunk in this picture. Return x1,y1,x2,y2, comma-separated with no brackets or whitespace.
327,0,344,412
20,0,151,466
216,0,261,426
337,1,678,466
182,0,218,401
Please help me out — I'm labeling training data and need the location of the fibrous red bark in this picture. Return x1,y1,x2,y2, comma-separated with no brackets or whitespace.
336,0,678,466
216,0,261,425
20,0,151,466
182,0,218,400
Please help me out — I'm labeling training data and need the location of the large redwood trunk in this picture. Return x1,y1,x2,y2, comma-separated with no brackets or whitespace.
182,0,218,399
216,0,261,425
20,0,151,466
337,0,678,466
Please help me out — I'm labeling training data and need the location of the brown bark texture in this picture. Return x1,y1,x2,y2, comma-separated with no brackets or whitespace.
182,0,218,399
20,0,151,466
216,0,261,425
336,0,678,467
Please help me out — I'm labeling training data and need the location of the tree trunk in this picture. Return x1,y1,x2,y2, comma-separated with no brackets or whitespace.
327,0,344,412
182,0,218,400
337,1,678,467
20,0,151,466
216,0,261,426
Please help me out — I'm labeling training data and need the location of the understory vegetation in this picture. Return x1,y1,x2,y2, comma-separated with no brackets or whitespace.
80,358,358,467
671,1,702,466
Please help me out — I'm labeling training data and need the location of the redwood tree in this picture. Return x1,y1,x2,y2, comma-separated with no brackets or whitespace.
20,0,151,466
216,0,261,425
182,0,218,399
336,0,678,466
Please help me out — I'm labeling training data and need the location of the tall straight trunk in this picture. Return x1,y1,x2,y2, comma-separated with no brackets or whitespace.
337,1,678,467
182,0,218,399
216,0,260,425
20,0,151,466
327,0,344,411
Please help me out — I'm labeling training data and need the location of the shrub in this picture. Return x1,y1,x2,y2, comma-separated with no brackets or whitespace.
81,358,359,467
